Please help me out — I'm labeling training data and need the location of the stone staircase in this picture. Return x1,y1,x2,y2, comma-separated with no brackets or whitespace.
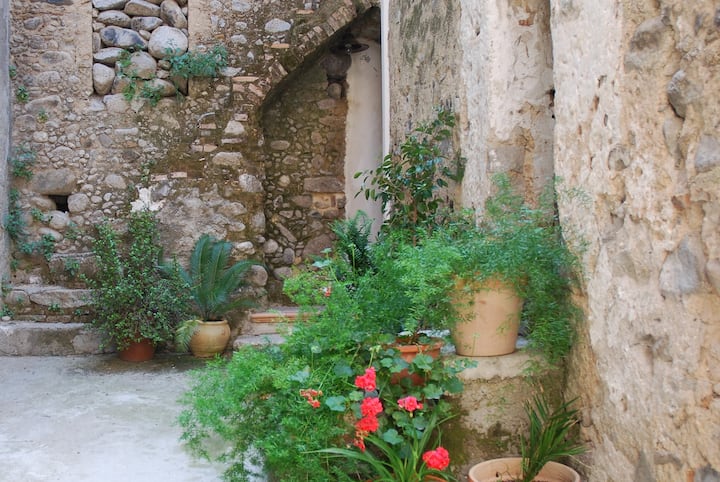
0,252,105,356
233,306,304,348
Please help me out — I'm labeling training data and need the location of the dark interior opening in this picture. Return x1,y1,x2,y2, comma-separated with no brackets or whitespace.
49,194,69,212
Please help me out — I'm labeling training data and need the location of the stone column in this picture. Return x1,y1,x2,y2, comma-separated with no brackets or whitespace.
459,0,555,209
0,0,11,285
552,1,720,480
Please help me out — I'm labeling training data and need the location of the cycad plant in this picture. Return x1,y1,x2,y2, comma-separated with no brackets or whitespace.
172,234,257,321
520,394,585,482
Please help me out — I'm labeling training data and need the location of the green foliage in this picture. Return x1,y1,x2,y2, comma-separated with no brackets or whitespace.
48,302,62,313
168,44,228,79
163,234,257,321
9,65,17,79
520,395,585,482
4,189,26,242
10,145,37,180
37,109,48,123
356,107,464,237
36,234,57,262
432,174,584,364
64,258,80,277
15,85,29,103
30,208,48,223
331,211,375,278
179,302,473,481
140,82,163,106
85,210,191,351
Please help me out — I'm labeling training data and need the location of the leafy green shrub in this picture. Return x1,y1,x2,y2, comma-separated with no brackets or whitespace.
10,145,36,180
356,107,464,237
168,44,228,79
86,210,191,350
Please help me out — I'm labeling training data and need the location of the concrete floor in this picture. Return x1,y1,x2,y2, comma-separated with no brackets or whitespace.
0,354,225,482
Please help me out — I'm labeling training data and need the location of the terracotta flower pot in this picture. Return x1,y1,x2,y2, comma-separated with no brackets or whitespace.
452,279,522,357
189,319,231,358
391,340,443,386
118,338,156,362
467,457,580,482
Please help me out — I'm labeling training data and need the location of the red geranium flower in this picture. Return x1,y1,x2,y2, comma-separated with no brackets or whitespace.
354,367,377,391
422,446,450,471
360,397,383,417
355,415,379,433
397,396,423,412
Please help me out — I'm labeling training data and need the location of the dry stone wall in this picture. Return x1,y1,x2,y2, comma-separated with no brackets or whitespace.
7,0,377,317
551,1,720,480
0,0,10,287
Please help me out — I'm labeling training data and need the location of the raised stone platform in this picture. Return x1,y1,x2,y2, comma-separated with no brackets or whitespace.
0,321,104,356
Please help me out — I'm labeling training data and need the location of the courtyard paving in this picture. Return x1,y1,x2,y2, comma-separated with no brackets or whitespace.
0,354,225,482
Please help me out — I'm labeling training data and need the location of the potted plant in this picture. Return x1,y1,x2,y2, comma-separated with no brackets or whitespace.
87,210,191,361
467,394,585,482
169,234,257,358
437,174,583,363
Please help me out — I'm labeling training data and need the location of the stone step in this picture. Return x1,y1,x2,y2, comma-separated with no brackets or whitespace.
0,321,105,356
4,284,92,322
241,306,307,336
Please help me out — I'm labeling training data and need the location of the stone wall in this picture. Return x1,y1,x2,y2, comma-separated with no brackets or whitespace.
551,1,720,480
0,0,9,287
387,0,555,209
6,0,379,315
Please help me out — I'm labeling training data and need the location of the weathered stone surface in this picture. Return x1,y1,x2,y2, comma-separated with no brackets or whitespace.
48,211,70,230
0,323,104,356
92,0,128,11
231,0,251,13
694,135,720,173
160,0,187,29
304,177,343,192
270,140,290,150
124,0,161,17
667,70,700,119
29,169,77,195
99,26,148,49
247,265,268,287
93,47,126,66
67,193,91,213
143,78,177,96
93,63,116,95
97,10,132,28
211,152,243,167
238,173,263,193
225,120,246,137
264,18,291,33
131,16,164,32
148,25,188,58
124,51,157,79
624,16,671,71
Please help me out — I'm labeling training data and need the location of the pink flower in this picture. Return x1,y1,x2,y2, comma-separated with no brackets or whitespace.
355,415,379,433
354,367,377,391
422,447,450,471
360,397,383,417
397,396,424,412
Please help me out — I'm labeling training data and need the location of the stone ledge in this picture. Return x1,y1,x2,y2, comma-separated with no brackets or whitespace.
0,322,105,356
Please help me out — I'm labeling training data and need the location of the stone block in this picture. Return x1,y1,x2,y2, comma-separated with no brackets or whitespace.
0,322,104,355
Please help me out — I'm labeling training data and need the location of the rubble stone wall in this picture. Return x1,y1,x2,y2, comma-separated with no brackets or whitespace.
551,1,720,480
0,0,9,286
7,0,378,314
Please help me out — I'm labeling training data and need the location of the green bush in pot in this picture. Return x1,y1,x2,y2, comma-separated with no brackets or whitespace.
435,174,584,364
86,210,191,353
167,234,258,355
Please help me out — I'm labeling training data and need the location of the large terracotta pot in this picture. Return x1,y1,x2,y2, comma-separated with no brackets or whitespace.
118,338,156,362
467,457,580,482
451,279,522,357
391,340,443,385
189,320,231,358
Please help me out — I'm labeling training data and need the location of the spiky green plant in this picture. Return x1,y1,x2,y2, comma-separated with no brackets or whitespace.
169,234,257,321
520,395,585,482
